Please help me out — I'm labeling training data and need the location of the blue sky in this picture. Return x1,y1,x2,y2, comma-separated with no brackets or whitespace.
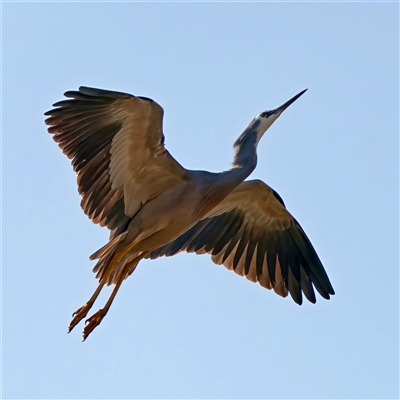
2,2,399,399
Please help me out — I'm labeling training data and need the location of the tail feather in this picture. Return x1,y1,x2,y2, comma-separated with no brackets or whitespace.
91,232,127,281
93,251,114,280
90,232,127,261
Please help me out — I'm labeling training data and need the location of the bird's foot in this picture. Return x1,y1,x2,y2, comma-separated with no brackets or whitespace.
68,303,92,333
82,309,106,341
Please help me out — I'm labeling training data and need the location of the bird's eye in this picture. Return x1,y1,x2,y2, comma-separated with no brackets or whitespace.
260,111,276,118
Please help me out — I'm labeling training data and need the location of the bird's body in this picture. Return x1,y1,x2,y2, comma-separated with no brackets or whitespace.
45,86,334,340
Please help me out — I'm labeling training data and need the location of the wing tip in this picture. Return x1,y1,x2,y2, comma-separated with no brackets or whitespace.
78,86,133,98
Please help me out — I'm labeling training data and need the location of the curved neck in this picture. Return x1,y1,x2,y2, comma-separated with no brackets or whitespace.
231,130,258,181
191,133,258,220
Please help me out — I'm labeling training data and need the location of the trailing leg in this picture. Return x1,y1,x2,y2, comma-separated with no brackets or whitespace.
82,250,151,340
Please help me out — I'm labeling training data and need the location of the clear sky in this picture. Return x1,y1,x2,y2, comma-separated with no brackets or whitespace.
2,2,399,399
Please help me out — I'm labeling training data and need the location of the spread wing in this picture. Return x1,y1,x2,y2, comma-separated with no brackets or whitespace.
45,86,189,232
148,180,334,305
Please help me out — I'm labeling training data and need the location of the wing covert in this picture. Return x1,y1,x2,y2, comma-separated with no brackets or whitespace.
148,180,334,305
45,86,188,231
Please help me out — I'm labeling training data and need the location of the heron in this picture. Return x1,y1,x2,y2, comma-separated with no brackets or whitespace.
45,86,334,341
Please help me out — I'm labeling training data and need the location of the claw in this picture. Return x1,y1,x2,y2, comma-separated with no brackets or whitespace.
82,309,105,341
68,303,91,333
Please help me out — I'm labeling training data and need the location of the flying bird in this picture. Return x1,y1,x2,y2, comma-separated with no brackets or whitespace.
45,86,334,340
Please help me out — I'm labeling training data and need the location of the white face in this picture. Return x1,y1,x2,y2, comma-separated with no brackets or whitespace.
254,111,282,144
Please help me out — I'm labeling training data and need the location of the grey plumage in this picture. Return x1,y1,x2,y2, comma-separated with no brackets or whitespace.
45,86,334,340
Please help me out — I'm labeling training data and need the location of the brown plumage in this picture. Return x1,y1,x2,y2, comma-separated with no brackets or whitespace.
45,86,334,341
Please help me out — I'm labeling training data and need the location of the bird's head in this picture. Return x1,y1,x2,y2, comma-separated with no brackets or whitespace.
234,89,308,150
255,88,308,143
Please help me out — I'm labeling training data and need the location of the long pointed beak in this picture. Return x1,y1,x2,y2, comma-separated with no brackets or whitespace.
273,89,308,115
